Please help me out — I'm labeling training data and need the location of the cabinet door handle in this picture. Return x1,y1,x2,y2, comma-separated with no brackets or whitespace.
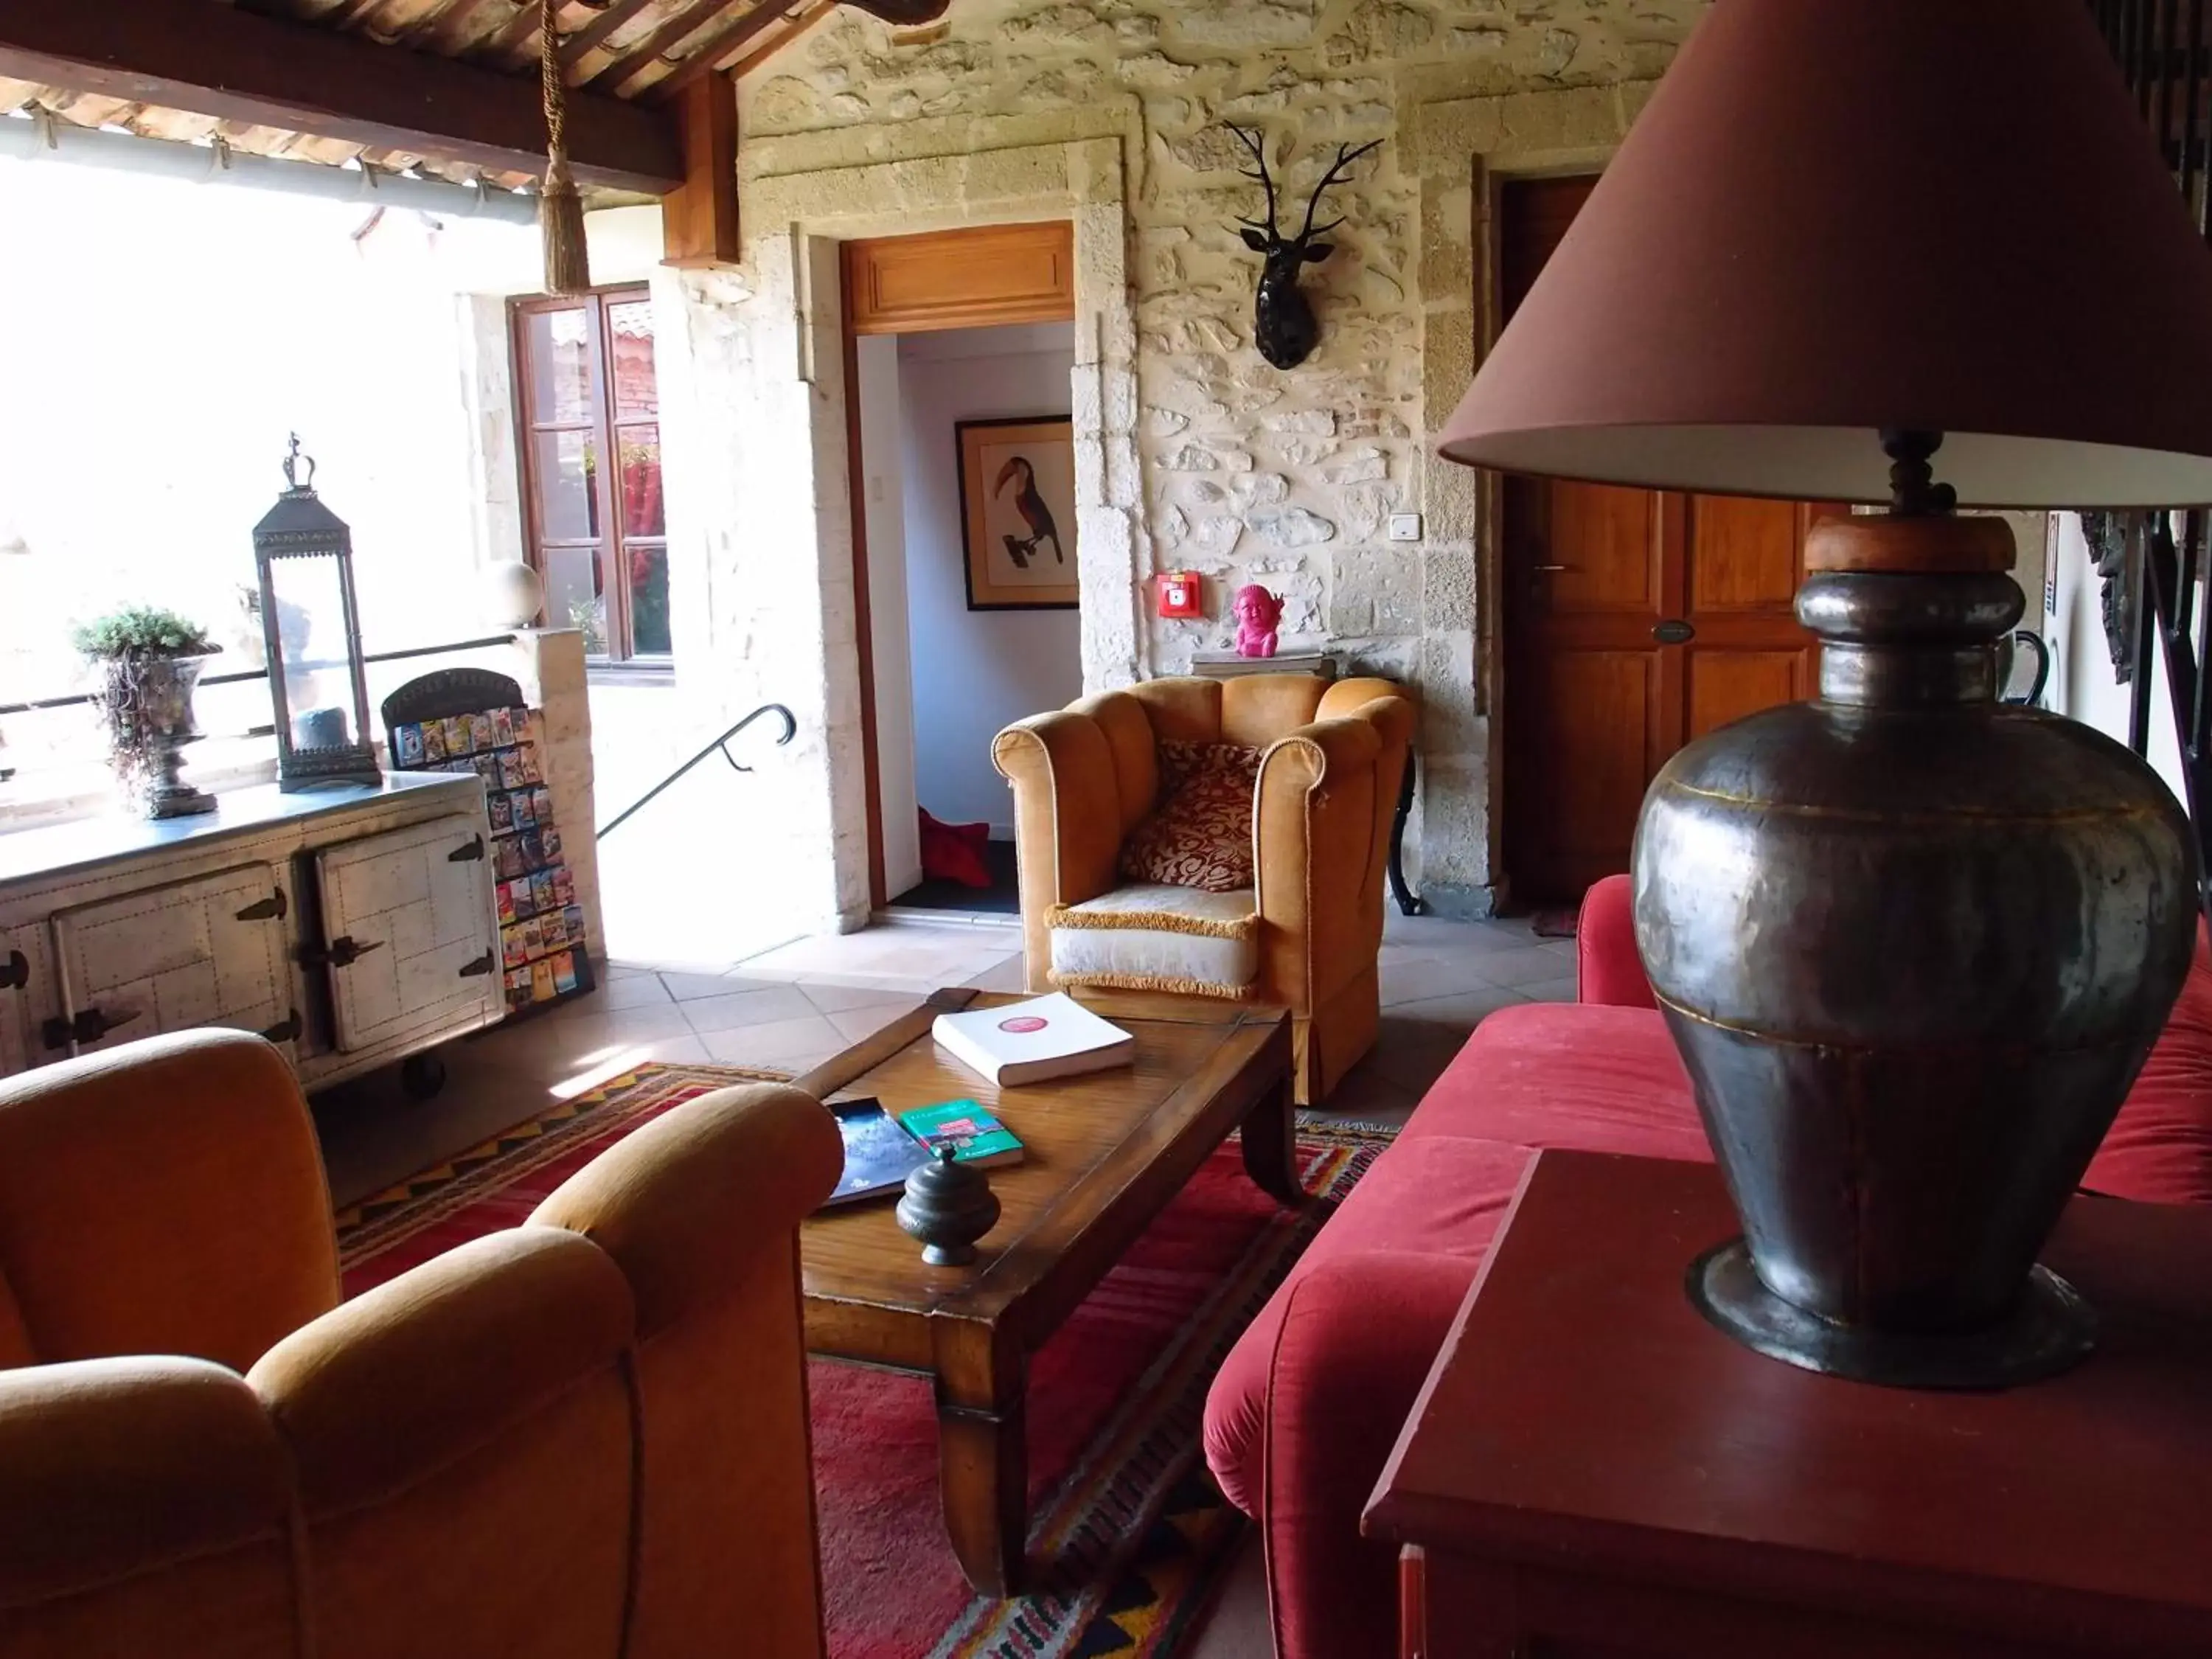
1653,619,1697,644
458,950,496,978
234,890,288,922
260,1009,303,1044
0,951,27,992
43,1006,138,1051
448,835,487,863
1531,563,1571,573
302,936,385,970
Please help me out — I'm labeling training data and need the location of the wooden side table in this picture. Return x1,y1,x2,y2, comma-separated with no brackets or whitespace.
1364,1151,2212,1659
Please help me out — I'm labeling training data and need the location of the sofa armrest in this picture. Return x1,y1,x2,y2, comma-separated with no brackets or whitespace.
248,1229,633,1516
994,709,1129,977
528,1082,840,1338
0,1356,294,1610
1578,872,1657,1008
1256,1254,1477,1659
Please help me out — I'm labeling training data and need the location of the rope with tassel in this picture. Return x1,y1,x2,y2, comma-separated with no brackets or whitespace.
538,0,591,294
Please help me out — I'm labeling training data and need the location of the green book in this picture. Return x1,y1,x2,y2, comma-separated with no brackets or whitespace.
898,1099,1026,1169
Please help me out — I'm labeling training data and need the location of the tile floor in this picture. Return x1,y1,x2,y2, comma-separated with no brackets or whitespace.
308,904,1573,1656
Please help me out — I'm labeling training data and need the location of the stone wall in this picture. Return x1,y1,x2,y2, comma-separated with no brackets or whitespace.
709,0,1708,920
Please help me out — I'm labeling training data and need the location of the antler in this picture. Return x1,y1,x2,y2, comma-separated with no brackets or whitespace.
1226,125,1280,236
1297,139,1385,243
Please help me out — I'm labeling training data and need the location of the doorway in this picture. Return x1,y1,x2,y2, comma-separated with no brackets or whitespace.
841,224,1080,914
1498,176,1846,905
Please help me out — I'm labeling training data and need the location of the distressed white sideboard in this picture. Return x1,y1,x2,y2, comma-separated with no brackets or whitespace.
0,773,503,1093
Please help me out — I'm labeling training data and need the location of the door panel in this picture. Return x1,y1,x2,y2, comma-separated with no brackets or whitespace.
1523,653,1664,897
1545,484,1664,612
1499,175,1838,904
1687,495,1806,611
49,866,292,1059
316,815,498,1054
1688,651,1809,742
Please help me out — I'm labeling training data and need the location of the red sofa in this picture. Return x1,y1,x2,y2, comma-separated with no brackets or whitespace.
1202,873,2212,1659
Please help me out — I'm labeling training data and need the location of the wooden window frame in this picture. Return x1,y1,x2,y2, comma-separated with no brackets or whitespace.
509,285,669,668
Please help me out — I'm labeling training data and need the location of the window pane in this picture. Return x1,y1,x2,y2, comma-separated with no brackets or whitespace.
618,425,664,539
524,307,594,424
534,430,599,542
629,544,671,655
608,299,658,420
540,545,606,654
267,554,362,753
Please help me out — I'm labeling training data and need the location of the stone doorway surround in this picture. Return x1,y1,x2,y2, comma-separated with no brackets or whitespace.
676,80,1660,937
658,122,1143,935
1408,77,1657,916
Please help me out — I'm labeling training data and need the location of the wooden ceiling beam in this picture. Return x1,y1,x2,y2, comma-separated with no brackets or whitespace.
0,0,687,192
728,2,835,77
661,71,740,267
560,0,663,67
647,0,805,101
843,0,953,21
588,0,737,94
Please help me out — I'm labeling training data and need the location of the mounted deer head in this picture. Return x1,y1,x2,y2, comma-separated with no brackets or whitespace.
1229,127,1384,372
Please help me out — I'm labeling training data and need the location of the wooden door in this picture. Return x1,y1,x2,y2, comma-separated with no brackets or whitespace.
1499,176,1840,903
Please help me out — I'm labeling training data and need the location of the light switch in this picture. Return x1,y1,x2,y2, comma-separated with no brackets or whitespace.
1388,514,1423,542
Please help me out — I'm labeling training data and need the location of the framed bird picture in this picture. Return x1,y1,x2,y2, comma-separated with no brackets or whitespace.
956,416,1079,611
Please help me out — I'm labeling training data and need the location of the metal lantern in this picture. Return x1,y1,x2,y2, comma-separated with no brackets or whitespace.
252,437,380,791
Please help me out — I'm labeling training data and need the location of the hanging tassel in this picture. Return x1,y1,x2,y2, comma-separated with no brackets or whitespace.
539,0,591,295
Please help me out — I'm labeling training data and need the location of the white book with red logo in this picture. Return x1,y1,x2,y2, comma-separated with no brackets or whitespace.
931,993,1135,1086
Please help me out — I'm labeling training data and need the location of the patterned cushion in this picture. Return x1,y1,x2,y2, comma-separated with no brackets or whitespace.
1120,741,1262,893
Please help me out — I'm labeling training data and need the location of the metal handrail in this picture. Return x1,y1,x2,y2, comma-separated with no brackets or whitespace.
595,703,797,841
0,634,522,718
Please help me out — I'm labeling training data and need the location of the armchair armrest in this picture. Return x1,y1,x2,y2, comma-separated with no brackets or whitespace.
994,709,1129,974
529,1082,841,1338
1254,698,1414,1007
0,1356,293,1609
248,1230,633,1515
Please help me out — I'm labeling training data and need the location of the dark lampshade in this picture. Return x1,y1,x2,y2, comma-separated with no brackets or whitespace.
1438,0,2212,507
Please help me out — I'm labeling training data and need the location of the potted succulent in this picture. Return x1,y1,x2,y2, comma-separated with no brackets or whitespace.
71,606,220,819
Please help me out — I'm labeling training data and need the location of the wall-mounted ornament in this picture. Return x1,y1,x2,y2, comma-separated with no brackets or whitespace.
2079,509,2138,686
1228,127,1384,372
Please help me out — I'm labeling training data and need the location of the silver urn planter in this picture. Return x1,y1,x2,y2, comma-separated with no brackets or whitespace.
1634,521,2197,1388
89,653,218,821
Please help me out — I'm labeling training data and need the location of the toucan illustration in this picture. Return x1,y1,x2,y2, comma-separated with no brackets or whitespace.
993,455,1064,569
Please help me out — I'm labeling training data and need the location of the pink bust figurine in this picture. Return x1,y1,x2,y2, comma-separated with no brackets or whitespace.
1232,584,1284,658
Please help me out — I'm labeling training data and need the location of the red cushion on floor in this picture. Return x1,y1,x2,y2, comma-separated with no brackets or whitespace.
2089,922,2212,1205
1404,1002,1711,1162
917,809,992,888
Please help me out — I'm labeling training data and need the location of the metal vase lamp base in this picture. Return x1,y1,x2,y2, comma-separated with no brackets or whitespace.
1634,446,2197,1391
1688,1242,2096,1390
96,655,218,821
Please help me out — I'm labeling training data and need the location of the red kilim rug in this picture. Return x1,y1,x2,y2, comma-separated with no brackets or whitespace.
335,1063,1394,1659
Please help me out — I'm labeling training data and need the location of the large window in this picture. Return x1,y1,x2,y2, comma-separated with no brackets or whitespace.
511,288,669,664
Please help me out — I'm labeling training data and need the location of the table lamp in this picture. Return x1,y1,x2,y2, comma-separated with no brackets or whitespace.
1439,0,2212,1387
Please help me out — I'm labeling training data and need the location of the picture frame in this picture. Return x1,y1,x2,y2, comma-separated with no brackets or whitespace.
957,415,1079,611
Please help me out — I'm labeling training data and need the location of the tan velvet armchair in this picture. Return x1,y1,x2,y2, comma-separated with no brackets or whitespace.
0,1029,841,1659
993,675,1416,1105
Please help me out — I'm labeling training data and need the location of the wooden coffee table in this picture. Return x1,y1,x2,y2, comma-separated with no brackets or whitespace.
792,987,1298,1598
